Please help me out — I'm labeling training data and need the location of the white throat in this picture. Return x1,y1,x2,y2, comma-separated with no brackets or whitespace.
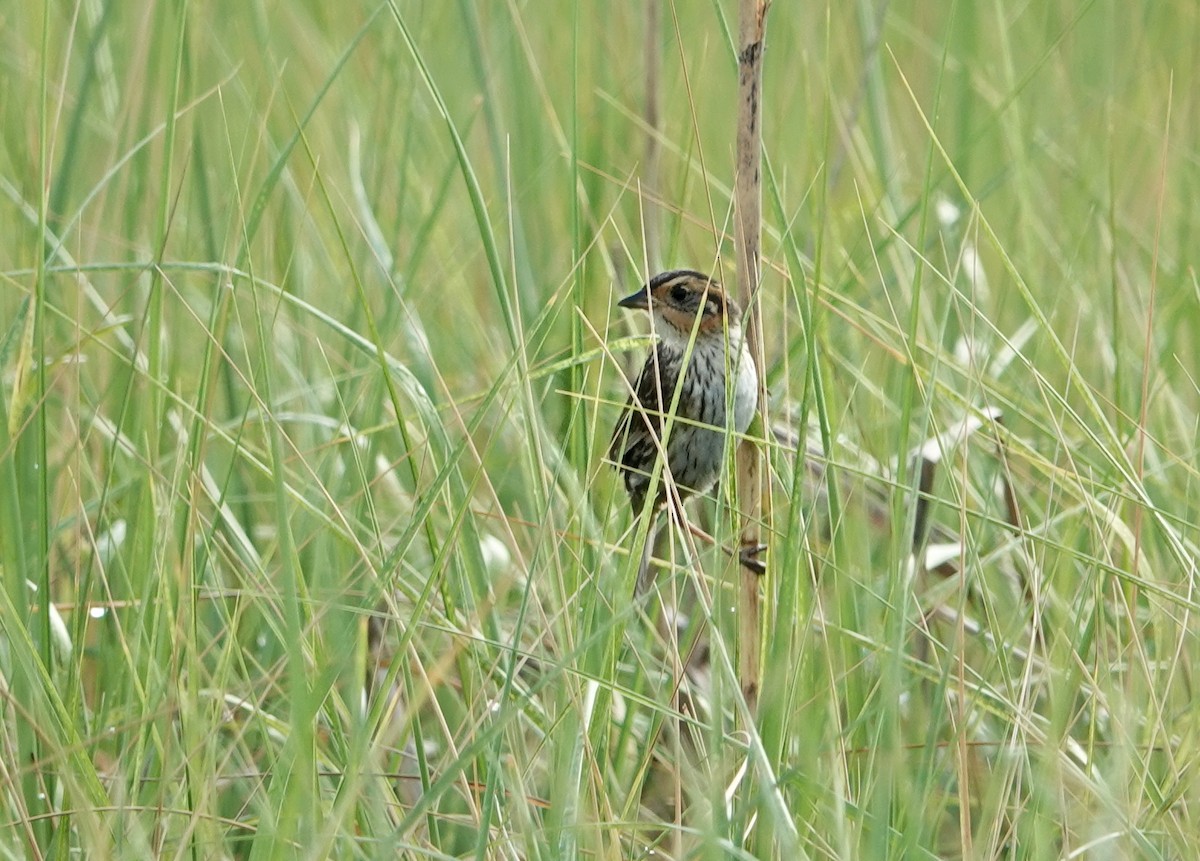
653,314,743,354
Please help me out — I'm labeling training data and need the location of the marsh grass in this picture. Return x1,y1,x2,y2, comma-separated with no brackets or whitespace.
1,1,1198,858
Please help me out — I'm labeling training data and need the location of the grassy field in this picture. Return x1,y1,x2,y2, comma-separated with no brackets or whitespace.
2,1,1199,858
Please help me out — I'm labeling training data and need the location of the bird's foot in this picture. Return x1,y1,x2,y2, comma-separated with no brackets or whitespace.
739,542,768,575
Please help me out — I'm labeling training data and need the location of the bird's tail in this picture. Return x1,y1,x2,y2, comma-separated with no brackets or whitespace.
635,515,661,597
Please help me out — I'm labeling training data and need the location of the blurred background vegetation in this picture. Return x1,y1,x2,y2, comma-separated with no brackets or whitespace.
1,1,1198,858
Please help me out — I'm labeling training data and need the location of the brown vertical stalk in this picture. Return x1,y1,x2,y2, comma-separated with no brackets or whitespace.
734,0,770,711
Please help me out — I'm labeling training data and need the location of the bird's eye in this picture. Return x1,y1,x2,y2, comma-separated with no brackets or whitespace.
669,284,689,303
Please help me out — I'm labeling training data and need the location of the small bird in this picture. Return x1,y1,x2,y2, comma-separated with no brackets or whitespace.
609,269,761,591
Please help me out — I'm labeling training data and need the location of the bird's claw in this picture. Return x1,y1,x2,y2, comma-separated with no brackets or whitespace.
739,542,768,575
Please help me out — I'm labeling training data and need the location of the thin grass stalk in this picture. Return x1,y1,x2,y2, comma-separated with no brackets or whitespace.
25,2,54,848
644,1,662,269
733,0,771,710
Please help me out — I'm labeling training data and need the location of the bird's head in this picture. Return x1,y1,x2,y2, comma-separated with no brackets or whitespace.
617,270,742,342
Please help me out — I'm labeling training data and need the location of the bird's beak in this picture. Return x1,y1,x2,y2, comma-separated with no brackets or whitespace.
617,285,651,311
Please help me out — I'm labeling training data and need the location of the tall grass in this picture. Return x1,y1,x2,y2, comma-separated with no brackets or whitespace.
1,1,1198,857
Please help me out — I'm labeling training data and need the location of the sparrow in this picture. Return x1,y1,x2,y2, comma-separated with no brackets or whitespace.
609,269,761,591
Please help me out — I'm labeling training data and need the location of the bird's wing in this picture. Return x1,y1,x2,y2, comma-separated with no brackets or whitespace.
609,343,670,466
